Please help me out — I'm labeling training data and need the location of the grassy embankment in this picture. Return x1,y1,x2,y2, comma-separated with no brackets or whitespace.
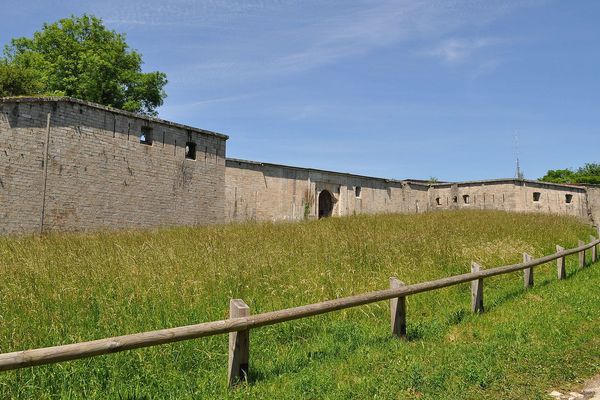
0,211,599,399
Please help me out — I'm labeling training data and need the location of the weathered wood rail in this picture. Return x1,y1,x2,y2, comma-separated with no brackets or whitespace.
1,234,599,387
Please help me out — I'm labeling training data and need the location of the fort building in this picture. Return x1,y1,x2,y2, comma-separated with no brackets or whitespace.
0,97,227,234
225,159,593,222
1,97,598,235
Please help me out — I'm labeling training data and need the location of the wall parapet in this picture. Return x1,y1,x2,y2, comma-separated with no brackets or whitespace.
0,96,229,140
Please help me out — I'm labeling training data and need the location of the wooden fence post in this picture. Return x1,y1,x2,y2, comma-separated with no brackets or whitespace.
523,253,533,288
578,240,586,268
390,277,406,338
228,299,250,387
591,236,597,263
596,227,600,255
556,245,566,280
471,262,484,313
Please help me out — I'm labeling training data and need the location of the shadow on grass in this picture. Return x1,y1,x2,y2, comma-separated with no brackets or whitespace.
485,261,595,313
246,261,599,386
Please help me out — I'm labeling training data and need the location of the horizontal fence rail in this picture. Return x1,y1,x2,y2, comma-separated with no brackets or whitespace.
1,236,599,386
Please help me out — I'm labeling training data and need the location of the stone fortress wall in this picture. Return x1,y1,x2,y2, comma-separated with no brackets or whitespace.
225,159,430,222
0,97,227,235
0,97,598,235
225,160,593,223
583,185,600,226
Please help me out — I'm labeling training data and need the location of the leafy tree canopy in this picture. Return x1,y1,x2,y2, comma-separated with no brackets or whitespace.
0,62,43,97
1,14,167,115
540,163,600,185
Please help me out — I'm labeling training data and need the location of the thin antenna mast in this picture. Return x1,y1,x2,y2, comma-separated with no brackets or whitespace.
514,133,524,180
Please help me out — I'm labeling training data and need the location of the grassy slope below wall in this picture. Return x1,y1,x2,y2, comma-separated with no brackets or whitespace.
0,211,599,399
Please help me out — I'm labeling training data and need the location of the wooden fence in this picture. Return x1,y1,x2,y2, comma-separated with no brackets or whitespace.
1,234,599,387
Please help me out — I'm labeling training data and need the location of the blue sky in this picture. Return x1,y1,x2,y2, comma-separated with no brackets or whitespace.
1,1,598,181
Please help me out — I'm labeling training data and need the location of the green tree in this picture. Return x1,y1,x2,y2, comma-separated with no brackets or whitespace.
539,169,576,184
1,14,167,115
574,163,600,184
577,163,600,176
0,62,43,97
540,163,600,185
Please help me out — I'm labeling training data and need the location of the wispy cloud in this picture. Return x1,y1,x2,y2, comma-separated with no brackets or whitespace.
419,37,506,63
84,0,542,118
165,1,528,84
269,99,539,125
159,93,258,119
93,0,293,27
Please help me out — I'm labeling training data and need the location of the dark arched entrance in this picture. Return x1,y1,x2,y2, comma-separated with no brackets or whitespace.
318,190,334,219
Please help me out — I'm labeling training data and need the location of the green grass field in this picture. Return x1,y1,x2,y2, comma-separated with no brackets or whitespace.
0,211,599,399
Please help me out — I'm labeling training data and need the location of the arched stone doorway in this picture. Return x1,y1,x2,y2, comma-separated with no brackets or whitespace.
318,190,334,219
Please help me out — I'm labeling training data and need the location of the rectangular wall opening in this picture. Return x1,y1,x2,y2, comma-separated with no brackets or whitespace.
533,192,541,202
140,127,153,145
565,194,573,204
185,142,197,160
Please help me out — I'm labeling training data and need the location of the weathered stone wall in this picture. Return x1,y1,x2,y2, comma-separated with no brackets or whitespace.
428,182,517,211
225,159,428,222
0,104,46,234
427,180,588,219
515,181,587,217
2,97,597,235
0,98,227,234
584,186,600,228
225,161,593,223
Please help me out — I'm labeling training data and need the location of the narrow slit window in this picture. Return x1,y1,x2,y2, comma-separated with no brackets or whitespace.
185,142,197,160
140,127,153,145
453,196,458,203
463,195,470,204
355,186,361,198
533,192,541,202
565,194,573,204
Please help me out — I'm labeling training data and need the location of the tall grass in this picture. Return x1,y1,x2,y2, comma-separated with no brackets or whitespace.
0,211,598,398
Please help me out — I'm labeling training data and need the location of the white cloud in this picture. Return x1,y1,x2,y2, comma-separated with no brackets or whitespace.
159,93,258,119
165,0,530,84
420,37,505,63
93,0,294,27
